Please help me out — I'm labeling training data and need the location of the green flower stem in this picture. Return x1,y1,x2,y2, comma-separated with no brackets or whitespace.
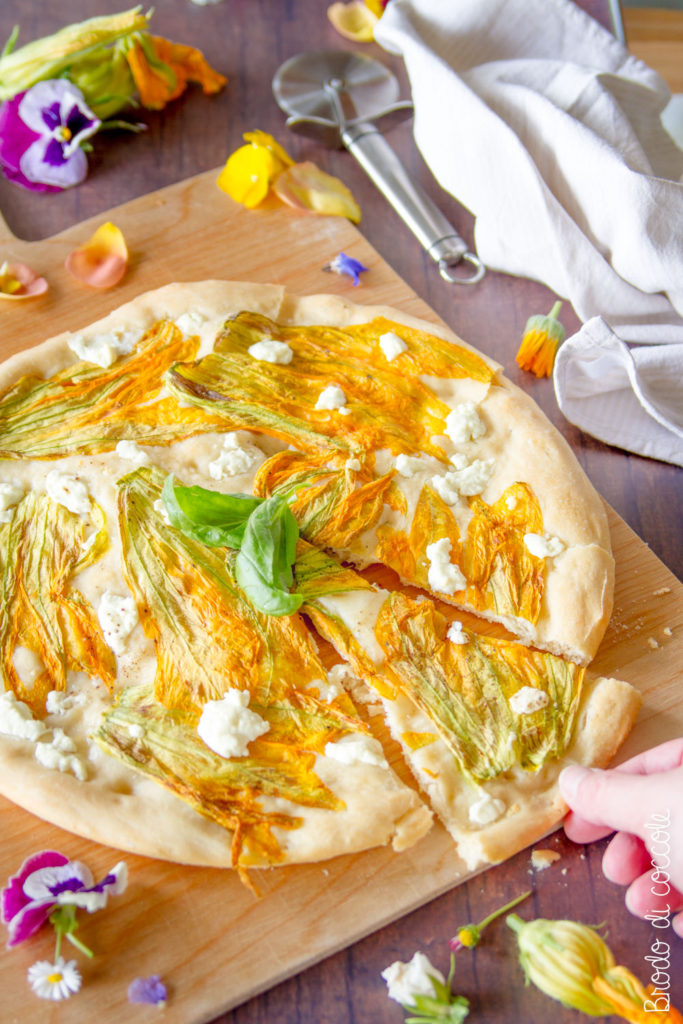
477,890,531,932
547,300,563,320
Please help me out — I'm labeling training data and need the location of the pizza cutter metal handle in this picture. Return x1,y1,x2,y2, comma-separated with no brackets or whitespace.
273,51,485,285
323,78,484,285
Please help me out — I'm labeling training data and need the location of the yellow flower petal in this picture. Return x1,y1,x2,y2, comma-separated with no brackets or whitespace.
272,162,361,223
0,261,48,300
65,222,128,288
327,1,379,41
243,130,294,168
216,144,279,208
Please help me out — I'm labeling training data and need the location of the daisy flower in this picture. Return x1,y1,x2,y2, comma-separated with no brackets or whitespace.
27,956,82,1001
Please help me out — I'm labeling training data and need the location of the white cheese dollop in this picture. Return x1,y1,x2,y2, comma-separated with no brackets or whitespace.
115,440,150,465
67,329,139,368
324,732,388,768
45,690,85,715
524,533,565,559
431,455,496,503
444,401,486,445
508,686,550,715
0,481,24,523
175,310,207,334
197,689,269,758
446,621,468,645
382,952,444,1007
505,494,518,510
468,794,506,827
379,331,408,362
0,691,47,742
247,339,293,365
395,453,427,478
208,432,263,480
45,471,91,517
425,538,466,595
97,592,139,656
315,385,347,411
35,728,87,781
345,457,361,472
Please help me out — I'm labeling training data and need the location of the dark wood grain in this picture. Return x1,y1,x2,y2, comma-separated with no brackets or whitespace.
0,3,681,1023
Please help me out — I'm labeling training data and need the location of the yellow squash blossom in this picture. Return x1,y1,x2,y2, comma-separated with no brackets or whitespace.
507,914,683,1023
516,300,566,377
125,34,226,110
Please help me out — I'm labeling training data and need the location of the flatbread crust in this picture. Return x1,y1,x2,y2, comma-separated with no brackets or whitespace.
0,280,637,876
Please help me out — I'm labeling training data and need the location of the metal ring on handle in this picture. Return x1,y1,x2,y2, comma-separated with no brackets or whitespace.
438,252,486,285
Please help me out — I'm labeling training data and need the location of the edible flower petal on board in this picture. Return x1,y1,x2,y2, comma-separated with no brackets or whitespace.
515,300,566,378
449,890,530,952
2,848,128,948
273,161,361,222
0,261,48,300
506,914,683,1023
27,956,82,1001
323,251,369,286
327,1,380,42
128,974,168,1006
65,222,128,288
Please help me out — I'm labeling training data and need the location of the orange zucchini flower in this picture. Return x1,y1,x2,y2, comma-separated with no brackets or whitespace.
515,300,566,378
126,34,226,110
507,914,683,1023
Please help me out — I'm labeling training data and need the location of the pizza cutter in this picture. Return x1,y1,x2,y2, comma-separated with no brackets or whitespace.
272,50,485,285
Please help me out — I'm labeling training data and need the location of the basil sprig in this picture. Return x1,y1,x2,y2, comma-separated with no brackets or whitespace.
162,476,302,617
235,495,303,617
161,474,260,548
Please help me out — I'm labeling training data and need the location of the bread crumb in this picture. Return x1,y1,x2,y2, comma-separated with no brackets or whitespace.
561,867,568,876
647,637,660,649
653,587,671,596
531,848,561,871
663,627,673,637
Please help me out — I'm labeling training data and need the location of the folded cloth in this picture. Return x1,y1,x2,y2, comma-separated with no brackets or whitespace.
375,0,683,464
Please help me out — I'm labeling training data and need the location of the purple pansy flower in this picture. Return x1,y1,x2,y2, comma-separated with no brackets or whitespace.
0,79,100,192
2,849,128,947
128,974,168,1006
323,251,369,286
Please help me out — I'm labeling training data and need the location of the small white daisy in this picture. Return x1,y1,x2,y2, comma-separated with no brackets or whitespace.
27,956,82,1000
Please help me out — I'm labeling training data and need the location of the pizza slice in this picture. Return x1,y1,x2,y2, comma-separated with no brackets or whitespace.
167,295,614,664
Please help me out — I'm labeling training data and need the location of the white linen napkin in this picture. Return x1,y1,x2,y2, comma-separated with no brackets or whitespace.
375,0,683,466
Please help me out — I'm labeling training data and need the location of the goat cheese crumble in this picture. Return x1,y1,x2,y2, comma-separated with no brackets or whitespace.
197,689,269,758
247,339,293,364
425,538,466,595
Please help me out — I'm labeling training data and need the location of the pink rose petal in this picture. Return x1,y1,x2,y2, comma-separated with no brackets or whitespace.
0,262,48,300
65,222,128,288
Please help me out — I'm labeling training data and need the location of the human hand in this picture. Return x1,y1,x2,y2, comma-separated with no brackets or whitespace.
559,738,683,938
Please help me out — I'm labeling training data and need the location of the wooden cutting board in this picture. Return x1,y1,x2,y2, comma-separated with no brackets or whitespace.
1,170,681,1024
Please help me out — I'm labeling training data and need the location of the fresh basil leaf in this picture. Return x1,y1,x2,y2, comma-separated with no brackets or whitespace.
235,495,303,616
161,474,260,548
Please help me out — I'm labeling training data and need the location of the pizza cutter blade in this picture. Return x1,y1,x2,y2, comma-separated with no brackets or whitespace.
272,50,485,284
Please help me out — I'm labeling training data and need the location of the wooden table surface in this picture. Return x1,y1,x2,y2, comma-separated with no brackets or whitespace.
0,2,681,1023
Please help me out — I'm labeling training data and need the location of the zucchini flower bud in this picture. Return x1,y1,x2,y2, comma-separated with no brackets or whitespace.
515,300,565,378
0,8,148,103
506,914,683,1023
